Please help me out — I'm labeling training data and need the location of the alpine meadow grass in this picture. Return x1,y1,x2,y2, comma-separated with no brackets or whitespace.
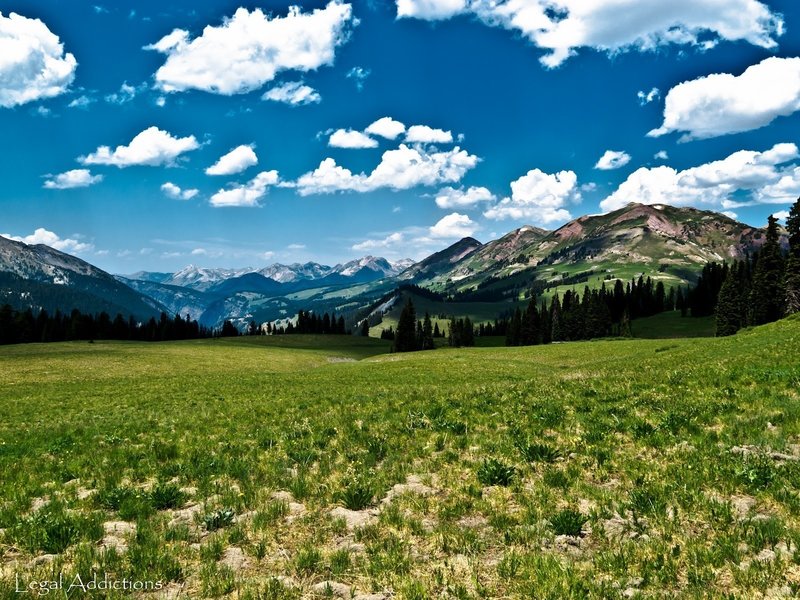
0,319,799,597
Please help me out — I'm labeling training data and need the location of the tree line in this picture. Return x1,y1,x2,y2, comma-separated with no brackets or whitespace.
0,306,212,345
714,203,800,335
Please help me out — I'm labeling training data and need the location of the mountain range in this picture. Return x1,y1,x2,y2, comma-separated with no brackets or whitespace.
0,203,787,329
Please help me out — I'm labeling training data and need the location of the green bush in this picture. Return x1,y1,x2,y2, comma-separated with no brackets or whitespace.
549,509,587,537
477,458,517,487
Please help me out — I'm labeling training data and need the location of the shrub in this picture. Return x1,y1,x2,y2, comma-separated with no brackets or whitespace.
150,483,186,510
12,503,102,553
549,509,587,537
336,470,376,510
515,439,560,463
477,458,517,487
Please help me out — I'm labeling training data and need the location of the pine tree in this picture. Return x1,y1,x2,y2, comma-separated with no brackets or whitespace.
785,197,800,315
462,317,475,347
421,312,434,350
749,215,786,325
359,319,370,337
393,298,419,352
715,268,743,336
448,316,459,347
550,295,562,342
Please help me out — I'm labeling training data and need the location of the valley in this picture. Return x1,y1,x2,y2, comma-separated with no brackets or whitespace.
0,203,785,337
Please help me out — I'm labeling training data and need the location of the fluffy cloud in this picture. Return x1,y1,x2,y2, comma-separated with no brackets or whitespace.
145,2,353,95
405,125,453,144
435,186,495,209
755,166,800,205
329,129,379,149
649,57,800,140
210,170,279,207
43,169,102,189
262,81,321,105
654,150,669,161
0,12,77,108
595,150,631,171
397,0,466,19
637,88,660,105
396,0,782,68
80,126,200,167
365,117,406,140
295,144,478,195
429,212,478,238
206,145,258,176
600,143,800,212
161,182,199,200
352,232,405,251
3,228,92,254
774,210,790,223
484,169,579,225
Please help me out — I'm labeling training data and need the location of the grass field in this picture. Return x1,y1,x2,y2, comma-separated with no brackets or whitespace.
631,311,716,339
1,319,800,598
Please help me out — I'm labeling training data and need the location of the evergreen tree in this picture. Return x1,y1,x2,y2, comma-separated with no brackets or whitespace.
785,197,800,315
550,295,562,342
448,316,460,347
749,215,786,325
421,312,434,350
393,298,419,352
220,320,239,337
359,319,370,337
462,317,475,347
715,268,744,336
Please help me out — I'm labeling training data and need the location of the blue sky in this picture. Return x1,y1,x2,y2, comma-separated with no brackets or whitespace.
2,0,800,272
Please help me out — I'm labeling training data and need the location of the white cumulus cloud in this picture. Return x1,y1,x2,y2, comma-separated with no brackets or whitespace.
599,142,800,212
0,12,77,108
145,2,353,95
595,150,632,171
161,182,199,200
352,232,405,251
405,125,453,144
3,228,92,254
329,129,378,149
654,150,669,160
649,57,800,141
774,210,790,223
210,170,280,207
484,168,579,225
396,0,782,69
262,81,321,105
397,0,467,19
435,186,495,209
43,169,102,189
365,117,406,140
80,126,200,167
429,212,478,239
206,145,258,176
295,144,478,195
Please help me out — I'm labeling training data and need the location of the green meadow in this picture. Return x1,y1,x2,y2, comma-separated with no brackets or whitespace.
1,318,800,598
